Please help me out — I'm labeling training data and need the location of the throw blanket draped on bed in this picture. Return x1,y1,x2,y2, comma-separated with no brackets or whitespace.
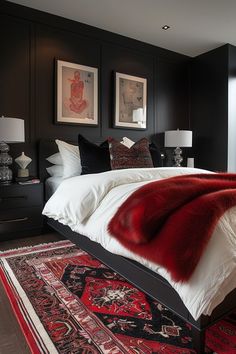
108,173,236,282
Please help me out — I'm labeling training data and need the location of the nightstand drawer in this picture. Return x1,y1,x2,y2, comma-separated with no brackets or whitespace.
0,184,43,209
0,207,43,234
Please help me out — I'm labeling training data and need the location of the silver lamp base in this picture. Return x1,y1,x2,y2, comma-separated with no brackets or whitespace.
173,147,183,167
0,166,13,184
0,142,13,184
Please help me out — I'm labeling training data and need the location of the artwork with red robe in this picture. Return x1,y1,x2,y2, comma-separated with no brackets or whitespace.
56,60,98,125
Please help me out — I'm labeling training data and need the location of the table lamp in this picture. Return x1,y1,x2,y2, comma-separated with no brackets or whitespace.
164,129,192,167
0,116,25,184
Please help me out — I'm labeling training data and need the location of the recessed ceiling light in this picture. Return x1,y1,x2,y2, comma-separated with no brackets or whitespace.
162,25,170,30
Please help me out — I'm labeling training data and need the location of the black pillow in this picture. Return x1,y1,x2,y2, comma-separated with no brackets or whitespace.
149,143,162,167
78,134,111,174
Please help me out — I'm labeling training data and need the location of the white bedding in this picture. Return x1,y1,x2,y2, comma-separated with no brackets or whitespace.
43,167,236,320
45,176,63,199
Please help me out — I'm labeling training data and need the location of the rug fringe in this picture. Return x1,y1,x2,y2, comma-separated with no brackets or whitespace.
0,239,74,255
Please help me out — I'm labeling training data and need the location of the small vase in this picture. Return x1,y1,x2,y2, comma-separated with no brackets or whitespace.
15,152,32,178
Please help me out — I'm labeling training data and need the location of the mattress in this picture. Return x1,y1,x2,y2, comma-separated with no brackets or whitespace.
43,167,236,320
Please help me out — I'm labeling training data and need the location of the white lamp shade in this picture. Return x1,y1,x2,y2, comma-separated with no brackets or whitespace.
164,130,192,148
0,117,25,143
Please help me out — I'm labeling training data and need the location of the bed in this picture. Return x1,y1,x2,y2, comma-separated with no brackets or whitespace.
39,139,236,353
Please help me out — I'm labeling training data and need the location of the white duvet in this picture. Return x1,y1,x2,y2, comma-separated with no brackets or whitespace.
43,167,236,320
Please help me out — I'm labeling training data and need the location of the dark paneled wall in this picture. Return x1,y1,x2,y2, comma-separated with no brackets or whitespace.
228,45,236,172
157,59,189,133
190,43,236,172
190,45,229,171
35,24,101,142
0,14,31,139
0,1,190,174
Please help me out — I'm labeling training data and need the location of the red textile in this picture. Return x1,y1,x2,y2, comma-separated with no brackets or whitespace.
108,173,236,282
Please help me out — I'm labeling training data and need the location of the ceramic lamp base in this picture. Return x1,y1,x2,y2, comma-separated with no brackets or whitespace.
18,168,29,178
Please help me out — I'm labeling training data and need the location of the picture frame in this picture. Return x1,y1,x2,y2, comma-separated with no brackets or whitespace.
114,72,147,130
55,60,98,126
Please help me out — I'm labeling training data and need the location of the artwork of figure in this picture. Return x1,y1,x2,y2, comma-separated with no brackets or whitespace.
69,70,88,114
119,78,144,123
57,60,98,125
114,72,147,129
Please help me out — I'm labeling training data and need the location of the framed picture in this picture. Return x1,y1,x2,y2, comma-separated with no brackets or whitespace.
56,60,98,125
114,72,147,129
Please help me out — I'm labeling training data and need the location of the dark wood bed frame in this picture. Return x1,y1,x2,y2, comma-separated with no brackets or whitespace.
39,139,236,353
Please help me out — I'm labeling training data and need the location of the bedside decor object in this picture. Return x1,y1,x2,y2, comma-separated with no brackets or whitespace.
164,129,192,167
56,60,98,126
18,178,40,185
114,72,147,129
15,152,32,178
187,157,194,168
0,116,25,184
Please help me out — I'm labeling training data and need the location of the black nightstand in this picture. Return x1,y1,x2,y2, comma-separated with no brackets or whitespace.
0,183,44,240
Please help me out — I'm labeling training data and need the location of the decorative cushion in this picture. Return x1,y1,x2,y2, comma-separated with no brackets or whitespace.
108,137,154,170
46,152,63,165
149,143,162,167
55,140,82,179
122,137,162,167
78,134,111,175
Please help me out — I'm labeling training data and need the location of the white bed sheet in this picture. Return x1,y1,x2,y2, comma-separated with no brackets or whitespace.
43,167,236,320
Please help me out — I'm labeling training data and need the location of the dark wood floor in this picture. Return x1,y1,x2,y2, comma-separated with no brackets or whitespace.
0,232,64,354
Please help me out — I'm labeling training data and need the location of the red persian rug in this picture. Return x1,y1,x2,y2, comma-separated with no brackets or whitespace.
0,240,236,354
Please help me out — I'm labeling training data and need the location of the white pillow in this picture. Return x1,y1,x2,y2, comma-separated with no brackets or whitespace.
46,152,63,165
55,140,82,179
46,165,64,177
121,137,135,148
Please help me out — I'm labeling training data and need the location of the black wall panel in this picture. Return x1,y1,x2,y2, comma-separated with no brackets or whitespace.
190,45,228,171
156,59,189,133
35,24,101,141
0,0,191,175
0,14,31,141
0,13,38,175
101,43,155,140
228,45,236,172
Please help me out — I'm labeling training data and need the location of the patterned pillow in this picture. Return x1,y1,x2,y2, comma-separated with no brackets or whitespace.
122,137,162,167
108,137,154,170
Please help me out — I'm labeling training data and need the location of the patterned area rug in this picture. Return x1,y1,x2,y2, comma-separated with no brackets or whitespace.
0,240,236,354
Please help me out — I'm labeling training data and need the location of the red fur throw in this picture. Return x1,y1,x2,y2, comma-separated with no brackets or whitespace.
108,173,236,282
